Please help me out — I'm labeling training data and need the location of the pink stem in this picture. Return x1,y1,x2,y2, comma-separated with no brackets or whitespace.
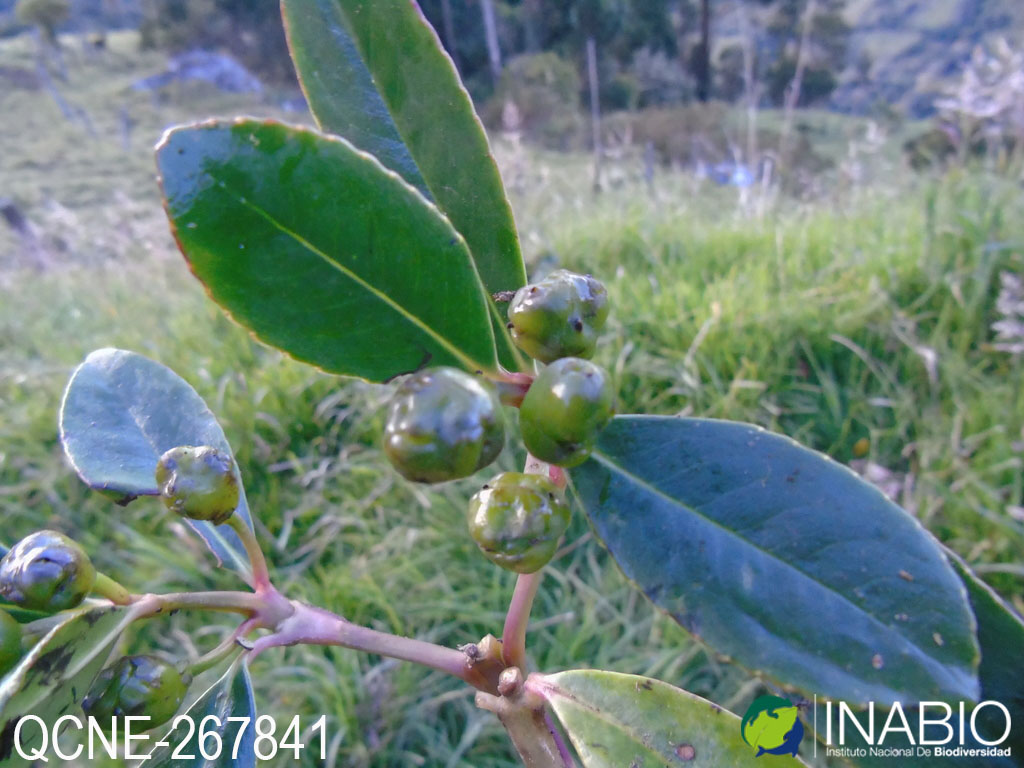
502,572,542,668
228,515,272,592
494,372,534,407
501,453,560,669
247,602,478,686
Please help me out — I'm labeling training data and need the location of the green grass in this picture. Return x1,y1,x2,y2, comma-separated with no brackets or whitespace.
2,29,1023,768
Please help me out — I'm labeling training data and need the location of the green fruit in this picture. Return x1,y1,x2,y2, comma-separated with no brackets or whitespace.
83,654,190,729
519,358,614,468
467,473,571,573
0,530,96,612
0,609,23,676
384,367,505,483
156,445,239,525
507,269,608,363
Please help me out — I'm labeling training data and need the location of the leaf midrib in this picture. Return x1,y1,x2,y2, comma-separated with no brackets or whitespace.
588,449,962,680
543,679,691,765
302,0,431,196
218,177,494,376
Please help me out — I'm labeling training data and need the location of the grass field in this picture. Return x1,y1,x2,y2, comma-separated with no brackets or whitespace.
1,30,1023,768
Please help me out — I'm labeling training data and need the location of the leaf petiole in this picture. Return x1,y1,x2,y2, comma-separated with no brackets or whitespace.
92,571,133,605
132,590,265,617
227,514,273,592
188,632,248,677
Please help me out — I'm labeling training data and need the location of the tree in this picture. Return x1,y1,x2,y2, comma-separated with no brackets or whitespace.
694,0,710,101
418,0,678,105
763,0,849,106
439,0,462,70
480,0,503,84
139,0,294,83
14,0,70,46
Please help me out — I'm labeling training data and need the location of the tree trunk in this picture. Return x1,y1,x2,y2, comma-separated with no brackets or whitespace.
523,0,542,52
586,36,602,192
779,0,817,160
480,0,502,84
695,0,711,101
738,0,758,168
439,0,461,71
784,0,817,114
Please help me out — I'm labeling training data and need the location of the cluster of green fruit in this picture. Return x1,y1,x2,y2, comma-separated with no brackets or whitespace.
0,269,614,728
382,270,614,574
0,444,241,728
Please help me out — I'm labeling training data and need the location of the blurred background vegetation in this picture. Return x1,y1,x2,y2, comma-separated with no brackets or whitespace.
1,0,1023,766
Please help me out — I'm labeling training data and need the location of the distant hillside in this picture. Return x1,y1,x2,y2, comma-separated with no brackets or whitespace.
836,0,1024,115
0,0,142,32
3,0,1022,118
710,0,1024,116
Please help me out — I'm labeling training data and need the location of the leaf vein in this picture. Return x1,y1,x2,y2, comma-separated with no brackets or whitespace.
222,179,487,374
589,450,957,676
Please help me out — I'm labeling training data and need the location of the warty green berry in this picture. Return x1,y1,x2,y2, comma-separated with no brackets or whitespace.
519,357,614,468
0,609,23,676
383,367,505,483
156,445,240,525
507,269,608,363
467,472,571,573
83,654,190,729
0,530,96,612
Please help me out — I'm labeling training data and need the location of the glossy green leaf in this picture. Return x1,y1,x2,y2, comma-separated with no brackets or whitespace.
0,602,50,625
281,0,527,369
945,551,1023,757
157,119,500,381
281,0,426,195
0,604,142,763
571,416,979,704
536,670,806,766
145,657,255,767
812,553,1023,767
59,348,253,579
